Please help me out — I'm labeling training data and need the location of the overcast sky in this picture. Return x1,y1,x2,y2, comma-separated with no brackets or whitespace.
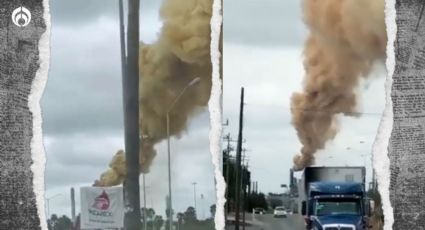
43,0,215,220
223,0,386,194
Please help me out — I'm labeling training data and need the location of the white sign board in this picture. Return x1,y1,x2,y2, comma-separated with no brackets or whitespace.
80,186,124,229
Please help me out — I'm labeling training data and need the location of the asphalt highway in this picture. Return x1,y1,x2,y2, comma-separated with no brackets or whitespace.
226,213,306,230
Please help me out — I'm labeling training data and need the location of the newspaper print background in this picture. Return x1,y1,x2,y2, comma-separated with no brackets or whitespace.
0,0,46,229
389,0,425,229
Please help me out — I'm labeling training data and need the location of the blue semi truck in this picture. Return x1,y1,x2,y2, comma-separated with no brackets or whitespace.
297,166,372,230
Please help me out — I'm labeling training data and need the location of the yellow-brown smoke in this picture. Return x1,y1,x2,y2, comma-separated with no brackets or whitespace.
291,0,387,171
94,0,215,186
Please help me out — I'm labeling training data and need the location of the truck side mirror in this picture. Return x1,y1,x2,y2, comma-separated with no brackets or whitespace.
301,201,306,216
367,205,372,217
364,201,370,216
365,200,372,217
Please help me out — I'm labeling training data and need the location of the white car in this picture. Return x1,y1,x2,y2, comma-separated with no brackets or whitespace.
253,208,265,215
273,207,287,218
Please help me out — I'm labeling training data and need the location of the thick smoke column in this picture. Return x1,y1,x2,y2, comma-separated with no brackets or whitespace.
291,0,387,171
94,0,214,186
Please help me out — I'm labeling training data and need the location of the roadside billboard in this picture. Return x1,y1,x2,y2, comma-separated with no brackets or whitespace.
80,186,124,229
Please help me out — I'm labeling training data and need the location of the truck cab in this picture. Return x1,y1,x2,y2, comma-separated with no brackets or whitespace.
298,167,372,230
302,182,370,230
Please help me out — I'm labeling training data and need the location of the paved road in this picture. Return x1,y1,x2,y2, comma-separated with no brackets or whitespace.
226,213,306,230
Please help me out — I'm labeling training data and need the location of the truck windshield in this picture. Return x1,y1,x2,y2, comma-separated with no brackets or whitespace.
314,198,361,216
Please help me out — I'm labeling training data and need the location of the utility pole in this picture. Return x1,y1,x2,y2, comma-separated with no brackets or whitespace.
192,182,198,219
121,0,142,229
234,87,245,230
241,148,250,230
241,154,245,230
201,194,205,219
119,0,126,74
143,173,147,230
70,188,76,224
223,132,236,221
242,165,249,230
241,150,249,230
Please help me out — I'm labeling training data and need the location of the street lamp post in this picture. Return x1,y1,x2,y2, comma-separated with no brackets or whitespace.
46,194,62,218
166,77,201,230
142,185,153,208
143,173,147,230
200,194,205,219
280,184,288,209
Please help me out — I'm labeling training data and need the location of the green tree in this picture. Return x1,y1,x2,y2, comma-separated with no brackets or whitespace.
146,208,155,228
47,214,58,230
147,208,155,220
154,215,164,230
269,197,284,209
210,204,216,218
246,192,268,212
177,212,184,225
184,206,197,224
48,214,72,230
223,151,251,213
165,208,174,219
56,215,72,230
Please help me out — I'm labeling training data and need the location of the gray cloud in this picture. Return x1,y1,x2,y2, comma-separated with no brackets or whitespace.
224,0,308,47
50,0,161,26
42,20,124,136
43,0,168,136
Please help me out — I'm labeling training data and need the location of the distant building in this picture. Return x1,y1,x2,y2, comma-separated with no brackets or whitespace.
266,193,285,209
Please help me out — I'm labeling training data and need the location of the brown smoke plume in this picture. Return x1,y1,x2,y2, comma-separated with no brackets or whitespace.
291,0,387,171
94,0,215,186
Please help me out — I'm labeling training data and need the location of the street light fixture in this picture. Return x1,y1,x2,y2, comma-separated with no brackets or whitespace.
46,193,63,218
166,77,201,230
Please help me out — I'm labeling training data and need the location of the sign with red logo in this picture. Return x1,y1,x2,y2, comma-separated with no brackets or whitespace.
92,190,110,210
80,187,124,229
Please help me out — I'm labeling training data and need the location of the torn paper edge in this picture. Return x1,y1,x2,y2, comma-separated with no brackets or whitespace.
371,0,396,229
29,0,51,229
209,0,225,229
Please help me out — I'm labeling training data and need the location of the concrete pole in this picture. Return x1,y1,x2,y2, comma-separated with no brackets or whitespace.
143,173,147,230
71,187,76,223
192,182,197,219
234,88,245,230
122,0,141,228
167,114,173,230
